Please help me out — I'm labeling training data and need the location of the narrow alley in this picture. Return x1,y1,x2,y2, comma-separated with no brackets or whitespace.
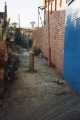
0,0,80,120
0,49,80,120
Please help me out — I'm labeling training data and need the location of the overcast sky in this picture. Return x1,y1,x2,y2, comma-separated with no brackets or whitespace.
0,0,42,28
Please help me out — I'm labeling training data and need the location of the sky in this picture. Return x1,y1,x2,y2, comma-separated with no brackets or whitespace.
0,0,43,28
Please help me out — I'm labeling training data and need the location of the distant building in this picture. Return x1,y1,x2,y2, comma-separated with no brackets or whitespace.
21,28,33,39
0,2,7,40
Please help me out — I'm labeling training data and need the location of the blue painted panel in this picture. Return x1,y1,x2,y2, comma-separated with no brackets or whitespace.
64,0,80,94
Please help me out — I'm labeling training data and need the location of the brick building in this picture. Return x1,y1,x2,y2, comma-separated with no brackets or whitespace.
33,0,66,75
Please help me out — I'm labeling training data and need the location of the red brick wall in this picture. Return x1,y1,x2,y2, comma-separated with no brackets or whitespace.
33,10,65,74
50,11,65,74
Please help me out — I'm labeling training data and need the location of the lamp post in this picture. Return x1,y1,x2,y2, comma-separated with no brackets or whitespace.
38,6,45,28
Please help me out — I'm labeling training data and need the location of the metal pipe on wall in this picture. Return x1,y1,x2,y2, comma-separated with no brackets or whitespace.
51,0,53,14
55,0,57,11
44,0,46,26
38,7,39,28
48,0,51,65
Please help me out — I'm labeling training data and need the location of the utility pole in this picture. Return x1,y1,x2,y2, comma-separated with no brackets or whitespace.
18,14,20,31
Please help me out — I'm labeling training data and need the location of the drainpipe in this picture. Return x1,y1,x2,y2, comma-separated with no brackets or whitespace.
51,0,53,14
38,7,39,28
44,0,46,26
48,0,51,66
55,0,57,11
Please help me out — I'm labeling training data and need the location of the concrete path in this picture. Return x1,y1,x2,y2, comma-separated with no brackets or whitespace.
0,50,80,120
